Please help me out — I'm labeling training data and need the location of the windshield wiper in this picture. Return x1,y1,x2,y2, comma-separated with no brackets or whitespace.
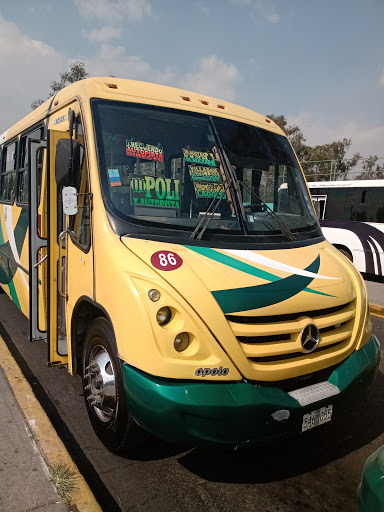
209,118,247,229
239,180,296,242
190,118,247,240
189,185,227,240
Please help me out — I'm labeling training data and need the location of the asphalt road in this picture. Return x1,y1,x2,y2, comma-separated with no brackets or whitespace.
0,291,383,512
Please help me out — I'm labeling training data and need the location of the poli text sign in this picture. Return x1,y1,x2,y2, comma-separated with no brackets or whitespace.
130,174,180,209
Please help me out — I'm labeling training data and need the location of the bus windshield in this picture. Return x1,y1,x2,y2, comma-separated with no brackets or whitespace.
92,100,321,243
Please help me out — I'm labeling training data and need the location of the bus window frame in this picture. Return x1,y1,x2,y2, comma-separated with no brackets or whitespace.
67,147,92,254
62,115,92,255
311,194,327,220
16,125,45,208
0,138,18,205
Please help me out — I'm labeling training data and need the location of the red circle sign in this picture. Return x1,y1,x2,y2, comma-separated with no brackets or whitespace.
151,251,183,271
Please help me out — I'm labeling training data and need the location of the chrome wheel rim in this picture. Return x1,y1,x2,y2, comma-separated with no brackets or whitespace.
84,344,116,423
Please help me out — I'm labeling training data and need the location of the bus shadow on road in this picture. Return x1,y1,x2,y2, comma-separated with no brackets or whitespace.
174,370,384,484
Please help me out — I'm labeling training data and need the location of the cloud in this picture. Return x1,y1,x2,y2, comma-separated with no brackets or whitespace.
86,44,161,83
82,25,122,43
289,112,384,157
265,12,280,23
195,1,210,16
86,44,178,88
0,14,64,132
74,0,152,24
179,55,242,101
230,0,280,24
86,47,241,102
27,3,52,14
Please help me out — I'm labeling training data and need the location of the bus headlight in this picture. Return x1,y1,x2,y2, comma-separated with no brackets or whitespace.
174,332,190,352
156,307,172,325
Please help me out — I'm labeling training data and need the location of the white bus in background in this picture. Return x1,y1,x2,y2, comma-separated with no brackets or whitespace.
306,180,384,280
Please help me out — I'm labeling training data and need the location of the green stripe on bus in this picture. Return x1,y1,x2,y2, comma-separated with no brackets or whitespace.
211,255,320,314
184,246,333,298
8,279,21,311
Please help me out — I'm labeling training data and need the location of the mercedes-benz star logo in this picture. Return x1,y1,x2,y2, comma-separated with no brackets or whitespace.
301,324,320,353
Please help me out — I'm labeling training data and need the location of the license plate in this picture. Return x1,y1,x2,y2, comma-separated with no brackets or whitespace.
302,405,333,432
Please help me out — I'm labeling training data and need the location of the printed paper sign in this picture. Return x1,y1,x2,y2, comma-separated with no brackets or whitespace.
188,165,221,183
126,140,164,162
182,148,216,166
130,174,180,209
193,182,227,199
108,168,121,187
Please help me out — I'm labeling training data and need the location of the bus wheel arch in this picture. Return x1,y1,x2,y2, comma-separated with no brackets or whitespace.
334,244,353,262
71,297,109,377
82,316,146,454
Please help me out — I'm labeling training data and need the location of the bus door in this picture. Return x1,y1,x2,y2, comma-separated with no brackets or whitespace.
312,195,327,220
29,139,48,342
48,107,93,370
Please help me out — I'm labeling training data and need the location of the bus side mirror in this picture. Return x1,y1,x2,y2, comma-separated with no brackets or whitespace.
62,186,78,215
55,139,80,186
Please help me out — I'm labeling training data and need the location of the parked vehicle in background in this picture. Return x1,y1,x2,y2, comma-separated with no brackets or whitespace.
307,180,384,280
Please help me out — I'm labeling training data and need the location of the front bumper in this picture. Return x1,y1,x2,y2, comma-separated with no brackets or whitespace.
357,445,384,512
122,335,380,445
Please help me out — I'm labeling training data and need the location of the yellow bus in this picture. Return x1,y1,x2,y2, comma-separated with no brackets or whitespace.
0,78,379,453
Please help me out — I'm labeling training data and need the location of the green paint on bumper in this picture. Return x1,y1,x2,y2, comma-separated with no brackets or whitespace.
357,445,384,512
122,336,380,445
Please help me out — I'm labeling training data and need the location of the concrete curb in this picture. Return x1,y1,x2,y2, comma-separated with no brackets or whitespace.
370,303,384,318
0,335,102,512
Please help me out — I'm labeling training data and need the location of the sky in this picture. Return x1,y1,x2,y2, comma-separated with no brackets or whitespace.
1,0,383,159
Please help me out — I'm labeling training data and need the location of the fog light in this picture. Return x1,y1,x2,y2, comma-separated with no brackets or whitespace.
148,289,160,302
156,307,172,325
174,332,190,352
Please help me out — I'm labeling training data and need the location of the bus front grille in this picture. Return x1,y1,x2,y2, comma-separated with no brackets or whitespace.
226,301,356,368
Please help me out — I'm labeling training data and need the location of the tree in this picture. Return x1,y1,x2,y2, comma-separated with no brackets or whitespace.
301,139,361,182
267,114,306,159
354,156,384,180
267,114,361,181
31,61,89,110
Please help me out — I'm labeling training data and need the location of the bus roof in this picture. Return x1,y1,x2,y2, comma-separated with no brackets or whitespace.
1,77,285,144
306,179,384,188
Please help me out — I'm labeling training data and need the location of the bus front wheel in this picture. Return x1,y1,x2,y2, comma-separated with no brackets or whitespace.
335,246,353,262
82,317,145,455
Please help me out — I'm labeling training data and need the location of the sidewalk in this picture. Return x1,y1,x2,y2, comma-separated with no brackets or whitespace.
0,366,67,512
0,334,102,512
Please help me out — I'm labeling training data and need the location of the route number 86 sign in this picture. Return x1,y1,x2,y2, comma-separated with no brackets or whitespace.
151,251,183,271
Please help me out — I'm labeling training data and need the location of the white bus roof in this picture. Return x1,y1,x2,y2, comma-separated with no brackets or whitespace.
306,180,384,189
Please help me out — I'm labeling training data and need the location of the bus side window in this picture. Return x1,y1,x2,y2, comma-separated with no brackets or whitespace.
364,189,384,223
0,141,17,203
326,189,348,221
345,189,356,221
17,128,44,206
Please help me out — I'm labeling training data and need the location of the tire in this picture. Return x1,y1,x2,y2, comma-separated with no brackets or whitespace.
337,247,353,262
82,317,145,455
